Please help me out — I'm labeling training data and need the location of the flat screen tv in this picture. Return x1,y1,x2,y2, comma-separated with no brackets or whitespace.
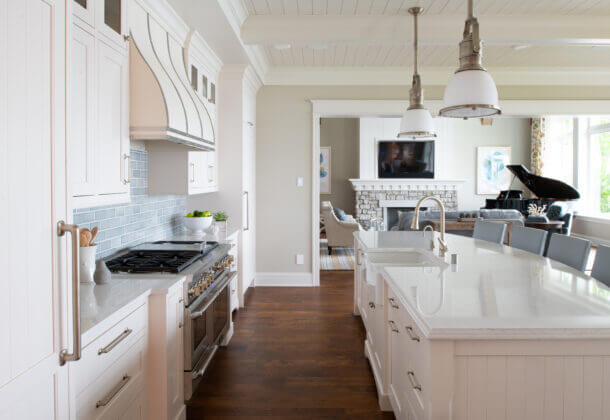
378,141,434,179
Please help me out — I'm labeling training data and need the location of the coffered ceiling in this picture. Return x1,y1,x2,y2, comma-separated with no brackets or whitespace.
212,0,610,85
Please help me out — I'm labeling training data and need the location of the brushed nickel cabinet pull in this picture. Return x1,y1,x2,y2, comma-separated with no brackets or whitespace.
96,375,131,408
58,221,81,366
388,320,399,333
405,326,420,342
388,297,399,309
408,371,422,391
98,328,132,355
122,154,131,185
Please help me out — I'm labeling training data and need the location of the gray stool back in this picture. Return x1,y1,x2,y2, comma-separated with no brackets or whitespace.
473,221,507,244
546,234,591,272
591,245,610,286
510,225,548,256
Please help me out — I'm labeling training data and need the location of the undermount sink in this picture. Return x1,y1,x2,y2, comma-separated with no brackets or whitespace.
366,248,448,268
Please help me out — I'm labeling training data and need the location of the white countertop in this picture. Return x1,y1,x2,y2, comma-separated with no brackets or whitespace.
80,274,185,341
356,231,610,340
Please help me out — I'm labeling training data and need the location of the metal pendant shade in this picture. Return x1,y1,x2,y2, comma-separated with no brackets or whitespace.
398,7,436,139
439,0,501,119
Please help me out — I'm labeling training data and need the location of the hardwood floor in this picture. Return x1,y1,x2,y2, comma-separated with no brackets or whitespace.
186,270,394,419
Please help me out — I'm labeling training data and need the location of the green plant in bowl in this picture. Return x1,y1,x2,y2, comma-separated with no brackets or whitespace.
213,211,227,222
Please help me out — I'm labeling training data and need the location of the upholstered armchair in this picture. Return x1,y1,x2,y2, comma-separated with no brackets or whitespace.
321,201,362,254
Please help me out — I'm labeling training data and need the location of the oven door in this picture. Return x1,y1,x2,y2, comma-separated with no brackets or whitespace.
184,292,214,372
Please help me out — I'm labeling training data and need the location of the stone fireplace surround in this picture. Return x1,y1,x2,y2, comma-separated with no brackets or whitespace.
350,179,464,230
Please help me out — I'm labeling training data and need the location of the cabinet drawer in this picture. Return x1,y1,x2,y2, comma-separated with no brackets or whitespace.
72,303,147,395
76,334,146,420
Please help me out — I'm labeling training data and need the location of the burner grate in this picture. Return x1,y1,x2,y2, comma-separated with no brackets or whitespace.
105,250,203,273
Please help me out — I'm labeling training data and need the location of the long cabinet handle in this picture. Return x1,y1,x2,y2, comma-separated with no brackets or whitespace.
96,375,131,408
190,162,195,183
208,164,214,183
388,297,399,309
405,326,420,342
407,371,422,391
388,320,399,333
122,154,131,185
243,191,249,231
98,328,132,355
58,221,81,366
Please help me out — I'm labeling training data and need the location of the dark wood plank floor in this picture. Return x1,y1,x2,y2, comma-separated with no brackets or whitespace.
186,270,394,419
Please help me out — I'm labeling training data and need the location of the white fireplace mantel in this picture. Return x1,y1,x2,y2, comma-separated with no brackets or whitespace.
349,178,465,191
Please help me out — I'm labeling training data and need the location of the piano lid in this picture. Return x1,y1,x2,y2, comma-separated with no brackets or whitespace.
507,165,580,201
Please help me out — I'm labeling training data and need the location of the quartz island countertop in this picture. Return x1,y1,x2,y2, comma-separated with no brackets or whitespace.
355,231,610,340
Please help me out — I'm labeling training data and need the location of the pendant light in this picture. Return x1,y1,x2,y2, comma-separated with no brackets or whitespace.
439,0,501,119
398,7,436,139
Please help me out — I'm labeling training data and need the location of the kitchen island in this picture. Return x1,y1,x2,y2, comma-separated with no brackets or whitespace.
354,231,610,420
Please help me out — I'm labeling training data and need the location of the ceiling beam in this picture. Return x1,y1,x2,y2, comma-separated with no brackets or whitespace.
263,66,610,86
241,14,610,47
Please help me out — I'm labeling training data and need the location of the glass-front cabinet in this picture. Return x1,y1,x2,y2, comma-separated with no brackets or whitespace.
72,0,94,27
73,0,127,50
97,0,127,49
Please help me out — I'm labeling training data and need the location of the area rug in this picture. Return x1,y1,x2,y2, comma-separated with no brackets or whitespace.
320,239,355,270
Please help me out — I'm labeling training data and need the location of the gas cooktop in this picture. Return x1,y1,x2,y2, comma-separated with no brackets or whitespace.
105,240,219,274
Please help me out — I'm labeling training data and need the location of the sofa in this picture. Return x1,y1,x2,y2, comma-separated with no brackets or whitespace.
393,209,525,237
321,201,362,253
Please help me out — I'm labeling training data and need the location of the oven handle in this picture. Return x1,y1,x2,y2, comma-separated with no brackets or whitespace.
188,271,236,320
191,345,218,379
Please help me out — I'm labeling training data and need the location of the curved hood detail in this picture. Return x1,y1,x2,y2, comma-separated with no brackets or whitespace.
129,1,215,150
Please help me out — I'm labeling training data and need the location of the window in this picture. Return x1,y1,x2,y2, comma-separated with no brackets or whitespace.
582,118,610,214
104,0,122,35
74,0,87,8
543,116,610,216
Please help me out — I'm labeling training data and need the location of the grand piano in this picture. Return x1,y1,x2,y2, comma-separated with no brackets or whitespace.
484,165,579,217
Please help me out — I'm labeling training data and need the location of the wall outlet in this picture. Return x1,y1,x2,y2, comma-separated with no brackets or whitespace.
296,254,304,265
297,177,304,187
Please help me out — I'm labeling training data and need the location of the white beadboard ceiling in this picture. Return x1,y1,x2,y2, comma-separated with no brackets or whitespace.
240,0,610,16
265,44,610,68
207,0,610,84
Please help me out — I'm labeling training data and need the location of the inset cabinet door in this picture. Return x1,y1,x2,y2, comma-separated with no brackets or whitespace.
96,0,128,50
97,41,129,196
73,0,95,28
71,24,96,197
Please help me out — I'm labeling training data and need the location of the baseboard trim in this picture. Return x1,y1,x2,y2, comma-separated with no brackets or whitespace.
254,272,314,287
571,232,610,247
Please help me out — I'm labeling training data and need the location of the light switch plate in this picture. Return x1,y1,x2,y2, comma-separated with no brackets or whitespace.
296,254,304,265
297,177,304,187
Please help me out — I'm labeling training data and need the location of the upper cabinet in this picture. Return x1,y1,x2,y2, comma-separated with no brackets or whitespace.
70,0,130,208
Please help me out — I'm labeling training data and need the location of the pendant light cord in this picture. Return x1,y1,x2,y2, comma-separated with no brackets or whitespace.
413,10,418,77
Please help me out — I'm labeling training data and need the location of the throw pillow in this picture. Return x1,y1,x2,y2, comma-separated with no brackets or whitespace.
334,208,348,221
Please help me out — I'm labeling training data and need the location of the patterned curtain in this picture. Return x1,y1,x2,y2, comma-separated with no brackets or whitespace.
530,117,546,176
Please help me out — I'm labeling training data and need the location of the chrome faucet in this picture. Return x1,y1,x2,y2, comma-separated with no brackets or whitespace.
410,196,448,257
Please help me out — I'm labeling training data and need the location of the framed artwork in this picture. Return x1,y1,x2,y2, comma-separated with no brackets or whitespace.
320,147,331,194
477,146,512,195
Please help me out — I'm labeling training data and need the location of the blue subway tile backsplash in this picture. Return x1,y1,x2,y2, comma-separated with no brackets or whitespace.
73,148,186,259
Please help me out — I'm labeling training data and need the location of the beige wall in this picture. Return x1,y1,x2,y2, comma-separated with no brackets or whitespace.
320,118,359,214
256,85,610,275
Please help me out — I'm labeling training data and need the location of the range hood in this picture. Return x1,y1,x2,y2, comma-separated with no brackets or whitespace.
129,1,215,150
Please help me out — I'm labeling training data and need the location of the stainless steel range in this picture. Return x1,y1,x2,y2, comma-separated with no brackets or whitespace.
105,239,236,400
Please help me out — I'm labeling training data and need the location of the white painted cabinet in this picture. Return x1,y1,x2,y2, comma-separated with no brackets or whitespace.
70,0,130,208
0,0,71,418
97,40,130,196
148,283,186,420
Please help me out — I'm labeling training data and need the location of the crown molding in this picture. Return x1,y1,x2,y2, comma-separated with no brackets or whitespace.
218,0,271,83
266,66,610,86
185,30,223,75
